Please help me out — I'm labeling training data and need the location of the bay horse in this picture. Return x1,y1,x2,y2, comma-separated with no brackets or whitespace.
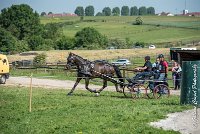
66,52,124,95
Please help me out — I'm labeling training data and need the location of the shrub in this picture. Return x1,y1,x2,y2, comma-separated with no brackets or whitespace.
33,53,47,68
135,41,145,48
134,16,143,25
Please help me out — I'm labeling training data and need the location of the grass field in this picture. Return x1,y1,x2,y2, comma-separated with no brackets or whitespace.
0,86,191,134
41,16,200,44
7,48,170,63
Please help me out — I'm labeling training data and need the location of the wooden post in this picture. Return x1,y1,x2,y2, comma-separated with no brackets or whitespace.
29,73,33,112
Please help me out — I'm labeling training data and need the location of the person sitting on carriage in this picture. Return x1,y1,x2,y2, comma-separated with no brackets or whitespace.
152,57,160,79
127,56,152,84
156,54,169,86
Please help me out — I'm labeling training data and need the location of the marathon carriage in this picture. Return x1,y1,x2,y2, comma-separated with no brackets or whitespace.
123,71,170,99
66,53,170,99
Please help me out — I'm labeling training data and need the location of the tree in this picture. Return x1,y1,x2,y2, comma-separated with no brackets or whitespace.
41,12,46,16
74,6,84,16
130,6,138,16
147,7,155,15
112,7,120,16
48,12,53,15
0,4,41,40
27,35,46,50
96,12,103,16
102,7,111,16
75,27,108,49
56,36,75,50
121,6,129,16
139,6,147,15
42,23,62,40
85,5,94,16
0,27,18,53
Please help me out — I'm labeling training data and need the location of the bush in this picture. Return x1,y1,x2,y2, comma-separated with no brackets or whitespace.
33,53,47,68
135,41,145,48
134,16,143,25
108,39,127,49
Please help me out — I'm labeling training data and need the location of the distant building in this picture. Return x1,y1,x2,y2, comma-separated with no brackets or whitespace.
183,10,189,15
45,13,78,17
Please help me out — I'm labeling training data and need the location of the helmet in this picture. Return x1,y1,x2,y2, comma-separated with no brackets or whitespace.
158,54,164,58
145,56,150,60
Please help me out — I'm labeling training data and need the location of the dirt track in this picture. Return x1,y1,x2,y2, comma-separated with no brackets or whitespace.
5,76,117,91
3,76,200,134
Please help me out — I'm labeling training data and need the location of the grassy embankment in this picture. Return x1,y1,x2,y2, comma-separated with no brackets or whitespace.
0,86,192,134
41,16,200,45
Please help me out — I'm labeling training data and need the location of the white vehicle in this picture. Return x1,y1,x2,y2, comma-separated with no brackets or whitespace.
149,45,156,49
112,59,131,66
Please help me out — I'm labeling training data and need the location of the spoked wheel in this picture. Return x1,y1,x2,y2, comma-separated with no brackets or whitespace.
153,84,170,99
123,84,145,99
132,84,146,99
145,85,154,99
123,84,137,99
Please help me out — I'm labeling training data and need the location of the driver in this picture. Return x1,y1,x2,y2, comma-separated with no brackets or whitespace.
129,56,152,83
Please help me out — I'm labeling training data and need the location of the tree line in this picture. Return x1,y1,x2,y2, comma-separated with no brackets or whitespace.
41,6,155,16
1,4,137,54
71,5,155,16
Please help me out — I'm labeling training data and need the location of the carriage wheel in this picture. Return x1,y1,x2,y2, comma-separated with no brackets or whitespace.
132,84,146,99
123,84,137,99
145,85,154,99
153,84,170,99
123,84,145,99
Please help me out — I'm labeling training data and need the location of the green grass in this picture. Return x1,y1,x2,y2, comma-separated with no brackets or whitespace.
0,86,192,134
41,16,200,44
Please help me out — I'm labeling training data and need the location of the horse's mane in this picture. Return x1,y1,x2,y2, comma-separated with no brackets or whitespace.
70,52,89,62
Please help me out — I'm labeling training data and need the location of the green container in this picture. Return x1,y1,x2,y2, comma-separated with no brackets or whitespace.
180,61,200,106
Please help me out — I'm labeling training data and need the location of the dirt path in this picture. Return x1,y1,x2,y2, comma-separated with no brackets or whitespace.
4,76,199,134
5,76,180,94
5,76,117,91
150,108,200,134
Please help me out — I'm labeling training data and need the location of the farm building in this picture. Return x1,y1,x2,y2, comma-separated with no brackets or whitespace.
170,48,200,65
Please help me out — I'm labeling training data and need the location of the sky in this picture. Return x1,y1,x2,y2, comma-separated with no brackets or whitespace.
0,0,200,15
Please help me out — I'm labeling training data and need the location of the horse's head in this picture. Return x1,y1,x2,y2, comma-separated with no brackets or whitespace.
66,52,76,69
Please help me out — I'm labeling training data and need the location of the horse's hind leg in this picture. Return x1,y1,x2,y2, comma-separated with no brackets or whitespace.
85,78,98,93
67,78,82,95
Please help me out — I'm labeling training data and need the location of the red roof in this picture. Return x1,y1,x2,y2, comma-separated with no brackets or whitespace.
46,13,78,17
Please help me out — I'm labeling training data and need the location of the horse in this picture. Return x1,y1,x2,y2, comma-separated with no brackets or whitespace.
66,52,124,95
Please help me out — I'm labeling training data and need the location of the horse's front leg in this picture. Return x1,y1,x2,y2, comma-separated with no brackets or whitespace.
115,83,123,93
96,79,107,93
67,77,82,95
85,78,97,93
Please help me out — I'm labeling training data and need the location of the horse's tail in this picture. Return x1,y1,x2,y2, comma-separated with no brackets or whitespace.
113,65,124,87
